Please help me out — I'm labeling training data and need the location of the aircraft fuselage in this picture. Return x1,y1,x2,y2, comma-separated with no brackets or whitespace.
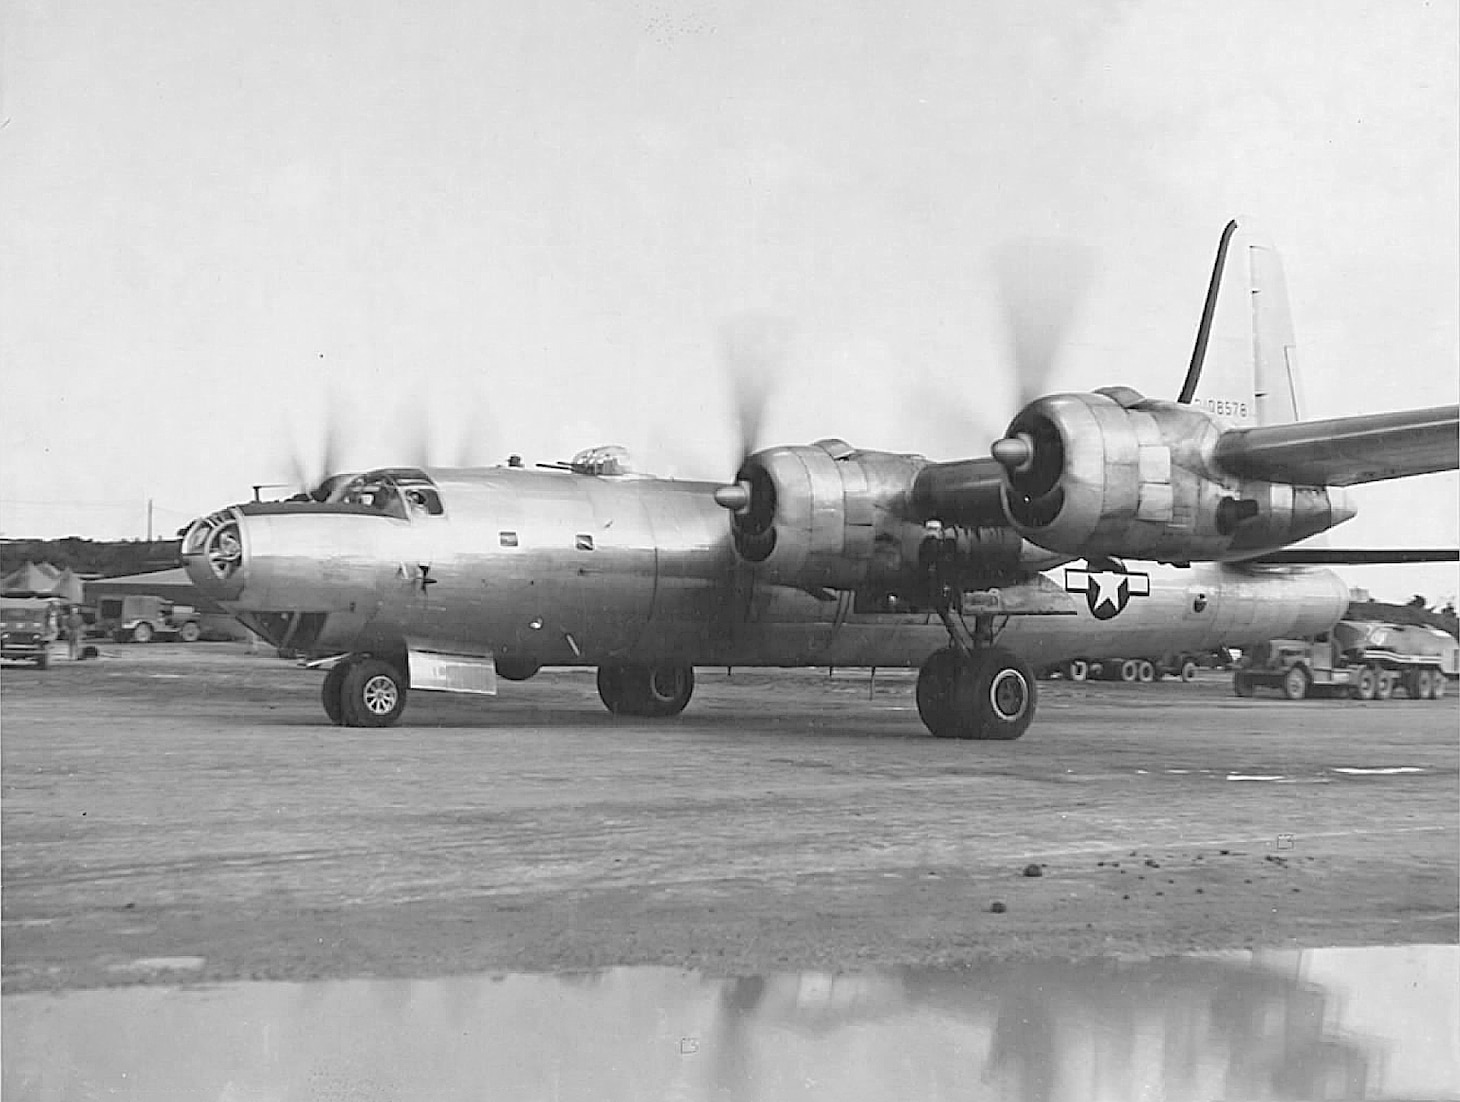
183,466,1349,675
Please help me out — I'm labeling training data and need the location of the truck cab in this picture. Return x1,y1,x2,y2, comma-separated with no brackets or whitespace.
0,597,63,668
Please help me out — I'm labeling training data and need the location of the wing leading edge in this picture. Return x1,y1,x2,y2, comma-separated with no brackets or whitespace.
1211,404,1459,487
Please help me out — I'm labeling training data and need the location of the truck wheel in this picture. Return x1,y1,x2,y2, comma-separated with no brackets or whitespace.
1065,659,1089,682
1375,671,1395,700
1179,659,1199,682
1282,666,1310,701
1120,659,1139,683
341,658,408,727
1415,669,1435,700
1136,659,1156,683
1233,672,1256,698
1352,666,1378,701
35,651,49,670
131,621,154,644
1432,672,1447,699
179,621,201,643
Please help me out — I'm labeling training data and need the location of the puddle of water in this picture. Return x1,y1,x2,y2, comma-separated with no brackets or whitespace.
3,946,1456,1101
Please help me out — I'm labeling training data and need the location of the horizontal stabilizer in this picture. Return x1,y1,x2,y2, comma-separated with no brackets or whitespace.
1241,547,1460,565
1212,405,1459,486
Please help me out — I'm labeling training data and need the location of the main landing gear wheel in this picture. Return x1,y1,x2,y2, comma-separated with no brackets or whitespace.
915,647,964,739
321,663,349,725
915,647,1037,741
340,658,408,728
596,664,695,718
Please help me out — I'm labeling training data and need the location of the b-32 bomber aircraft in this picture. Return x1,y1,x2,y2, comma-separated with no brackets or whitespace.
182,222,1460,739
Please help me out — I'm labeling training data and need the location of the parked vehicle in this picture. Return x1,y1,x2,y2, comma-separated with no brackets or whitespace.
1045,651,1219,683
0,596,63,667
95,595,204,643
1234,620,1457,701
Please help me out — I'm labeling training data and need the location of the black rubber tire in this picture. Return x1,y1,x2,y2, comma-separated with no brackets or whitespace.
596,664,694,717
341,658,408,728
642,665,694,717
1179,659,1199,682
179,621,201,643
1066,659,1089,682
596,665,633,714
1375,671,1395,700
131,621,154,644
1119,659,1139,683
1432,672,1447,699
321,663,349,725
967,648,1037,741
916,648,965,738
1282,665,1310,701
1415,669,1435,700
1352,666,1378,701
1136,660,1156,683
1233,672,1256,698
34,651,49,670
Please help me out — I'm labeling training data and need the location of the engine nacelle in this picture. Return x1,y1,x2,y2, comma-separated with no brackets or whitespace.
999,390,1354,562
728,440,1052,593
729,441,915,590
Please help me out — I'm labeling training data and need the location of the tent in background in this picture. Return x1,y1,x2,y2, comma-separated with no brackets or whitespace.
1,561,64,596
48,568,86,605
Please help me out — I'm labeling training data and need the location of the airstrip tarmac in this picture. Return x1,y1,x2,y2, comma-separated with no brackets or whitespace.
3,643,1456,994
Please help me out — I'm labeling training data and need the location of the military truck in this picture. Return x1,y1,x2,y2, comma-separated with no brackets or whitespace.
0,596,63,668
1233,620,1457,701
95,595,204,643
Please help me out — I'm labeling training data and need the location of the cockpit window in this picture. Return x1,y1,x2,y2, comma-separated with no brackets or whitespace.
334,470,444,519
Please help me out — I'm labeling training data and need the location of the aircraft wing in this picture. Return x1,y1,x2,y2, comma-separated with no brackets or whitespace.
1210,404,1459,487
1242,547,1460,565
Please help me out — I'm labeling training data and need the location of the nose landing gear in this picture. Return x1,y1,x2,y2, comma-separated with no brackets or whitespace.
321,657,409,727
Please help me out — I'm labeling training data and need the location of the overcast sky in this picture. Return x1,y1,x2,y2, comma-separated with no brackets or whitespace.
2,0,1456,600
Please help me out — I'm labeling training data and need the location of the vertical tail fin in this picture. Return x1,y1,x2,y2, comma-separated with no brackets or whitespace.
1178,219,1305,427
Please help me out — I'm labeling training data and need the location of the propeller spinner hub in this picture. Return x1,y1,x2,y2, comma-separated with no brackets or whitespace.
991,434,1035,474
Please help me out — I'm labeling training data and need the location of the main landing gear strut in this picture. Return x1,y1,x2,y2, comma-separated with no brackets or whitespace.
915,584,1037,740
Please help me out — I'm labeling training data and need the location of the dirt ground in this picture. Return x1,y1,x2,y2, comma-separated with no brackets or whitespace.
3,643,1456,993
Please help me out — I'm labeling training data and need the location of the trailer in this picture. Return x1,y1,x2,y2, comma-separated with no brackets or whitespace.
1233,620,1457,701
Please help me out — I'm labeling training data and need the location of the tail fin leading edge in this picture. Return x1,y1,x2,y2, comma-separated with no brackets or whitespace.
1179,219,1305,427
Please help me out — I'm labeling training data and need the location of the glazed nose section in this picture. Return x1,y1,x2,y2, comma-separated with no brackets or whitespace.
183,504,406,612
182,509,248,603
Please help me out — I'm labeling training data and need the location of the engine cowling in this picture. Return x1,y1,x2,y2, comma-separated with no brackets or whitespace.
726,440,1049,594
997,389,1354,562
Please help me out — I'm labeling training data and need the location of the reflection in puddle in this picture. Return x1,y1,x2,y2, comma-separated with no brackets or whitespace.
5,946,1456,1100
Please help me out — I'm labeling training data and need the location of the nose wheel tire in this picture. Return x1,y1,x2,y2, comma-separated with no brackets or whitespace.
340,658,408,727
916,647,1037,741
321,663,349,725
